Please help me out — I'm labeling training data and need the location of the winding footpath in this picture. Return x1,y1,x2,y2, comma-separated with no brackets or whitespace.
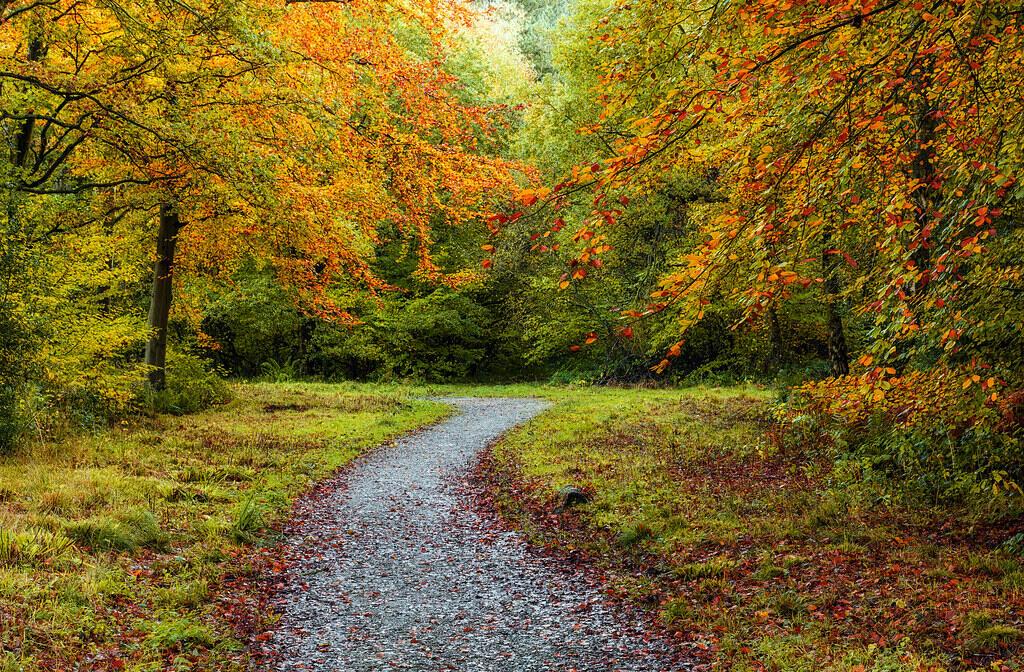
267,397,690,671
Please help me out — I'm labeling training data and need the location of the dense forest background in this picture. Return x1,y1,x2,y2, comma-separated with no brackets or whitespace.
1,0,1022,505
2,0,811,410
172,0,770,390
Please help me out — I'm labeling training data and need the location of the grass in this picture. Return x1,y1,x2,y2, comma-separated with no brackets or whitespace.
485,385,1024,671
10,380,1024,670
0,382,449,671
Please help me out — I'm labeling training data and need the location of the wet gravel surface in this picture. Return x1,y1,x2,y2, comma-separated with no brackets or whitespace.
268,397,691,672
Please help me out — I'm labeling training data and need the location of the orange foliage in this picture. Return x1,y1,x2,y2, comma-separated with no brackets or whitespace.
794,369,999,431
506,0,1024,380
2,0,520,321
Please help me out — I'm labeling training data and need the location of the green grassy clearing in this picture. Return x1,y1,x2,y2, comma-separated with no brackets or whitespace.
0,382,448,671
7,382,1022,671
487,386,1024,671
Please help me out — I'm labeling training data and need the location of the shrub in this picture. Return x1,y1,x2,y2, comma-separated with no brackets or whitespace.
258,358,298,383
779,371,1024,506
0,386,22,455
304,288,528,382
146,350,232,416
199,263,305,377
2,378,137,450
373,289,491,382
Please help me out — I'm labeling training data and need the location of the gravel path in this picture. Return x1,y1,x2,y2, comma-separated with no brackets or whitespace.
268,397,690,672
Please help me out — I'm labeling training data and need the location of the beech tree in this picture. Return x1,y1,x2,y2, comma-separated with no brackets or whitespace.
1,0,522,397
506,0,1024,396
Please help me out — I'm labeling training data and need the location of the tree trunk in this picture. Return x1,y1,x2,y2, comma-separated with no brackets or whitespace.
12,37,45,170
822,227,850,377
768,307,785,370
891,57,938,370
911,81,937,293
145,205,183,390
826,305,850,377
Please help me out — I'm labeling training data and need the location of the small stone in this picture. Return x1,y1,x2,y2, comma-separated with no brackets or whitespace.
556,486,590,511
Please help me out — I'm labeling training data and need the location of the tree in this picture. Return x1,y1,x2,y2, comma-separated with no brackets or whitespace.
512,0,1024,393
1,0,524,400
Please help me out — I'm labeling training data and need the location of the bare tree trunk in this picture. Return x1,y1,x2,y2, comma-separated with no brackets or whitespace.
145,204,183,390
911,78,937,293
768,306,785,371
11,33,44,170
889,57,938,370
822,227,850,377
12,37,44,169
826,302,850,377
